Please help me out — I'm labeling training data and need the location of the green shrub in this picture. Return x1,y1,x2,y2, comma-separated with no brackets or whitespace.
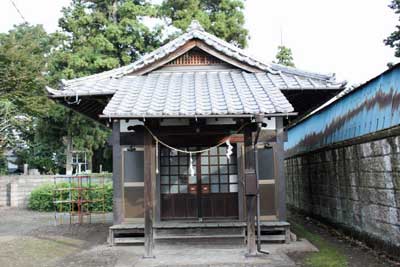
28,182,113,212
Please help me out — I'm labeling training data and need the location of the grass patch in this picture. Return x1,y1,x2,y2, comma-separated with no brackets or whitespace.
290,220,348,267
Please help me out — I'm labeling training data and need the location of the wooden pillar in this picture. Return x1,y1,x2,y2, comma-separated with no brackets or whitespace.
237,143,245,221
144,129,156,258
112,120,124,224
275,117,286,221
244,127,257,256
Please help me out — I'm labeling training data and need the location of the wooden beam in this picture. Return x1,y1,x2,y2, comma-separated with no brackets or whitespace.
149,124,243,135
120,132,145,146
112,120,124,224
275,118,286,221
144,129,156,258
244,127,257,256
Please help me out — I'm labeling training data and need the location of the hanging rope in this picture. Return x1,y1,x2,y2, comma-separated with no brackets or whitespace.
141,122,250,155
155,139,159,174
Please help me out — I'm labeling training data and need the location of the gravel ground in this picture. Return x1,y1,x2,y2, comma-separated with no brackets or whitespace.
0,207,113,267
0,207,304,267
5,207,396,267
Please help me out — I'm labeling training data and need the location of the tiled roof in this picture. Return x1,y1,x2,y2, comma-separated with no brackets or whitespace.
48,20,345,96
46,20,347,119
101,71,294,118
47,67,343,98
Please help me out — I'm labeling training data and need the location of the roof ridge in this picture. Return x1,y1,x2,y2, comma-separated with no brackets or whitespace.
270,63,345,85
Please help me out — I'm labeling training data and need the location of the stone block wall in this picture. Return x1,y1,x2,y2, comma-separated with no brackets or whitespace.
0,175,53,208
286,134,400,257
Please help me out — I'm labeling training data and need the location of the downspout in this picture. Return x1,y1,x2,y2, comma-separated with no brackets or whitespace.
254,115,269,255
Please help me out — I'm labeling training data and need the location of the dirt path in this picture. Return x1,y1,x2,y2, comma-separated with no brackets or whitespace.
0,207,113,267
288,212,400,267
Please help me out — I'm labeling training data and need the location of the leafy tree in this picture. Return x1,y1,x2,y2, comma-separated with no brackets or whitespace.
385,0,400,57
0,23,109,174
0,99,26,173
49,0,162,81
0,24,56,173
0,24,54,116
274,45,295,67
43,0,166,173
159,0,248,48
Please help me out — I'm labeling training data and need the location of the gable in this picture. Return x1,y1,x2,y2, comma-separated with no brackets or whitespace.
129,40,263,75
166,49,223,66
155,48,241,72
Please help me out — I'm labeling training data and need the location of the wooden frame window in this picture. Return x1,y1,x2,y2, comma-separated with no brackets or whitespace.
200,145,238,194
160,147,197,194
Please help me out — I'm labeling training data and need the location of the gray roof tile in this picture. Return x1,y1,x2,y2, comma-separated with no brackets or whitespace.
101,71,294,118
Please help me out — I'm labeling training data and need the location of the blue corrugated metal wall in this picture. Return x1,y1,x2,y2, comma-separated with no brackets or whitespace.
286,65,400,156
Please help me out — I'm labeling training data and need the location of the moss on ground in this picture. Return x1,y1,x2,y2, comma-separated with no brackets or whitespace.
290,221,348,267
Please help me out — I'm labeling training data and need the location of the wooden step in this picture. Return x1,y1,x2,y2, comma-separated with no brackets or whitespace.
155,226,244,237
155,236,246,247
155,234,245,240
258,235,286,242
109,221,290,245
114,237,144,244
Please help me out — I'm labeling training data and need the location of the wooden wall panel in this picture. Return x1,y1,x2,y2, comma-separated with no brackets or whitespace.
259,184,276,216
124,187,144,218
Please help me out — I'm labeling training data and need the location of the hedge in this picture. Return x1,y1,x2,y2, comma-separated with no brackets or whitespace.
28,182,113,212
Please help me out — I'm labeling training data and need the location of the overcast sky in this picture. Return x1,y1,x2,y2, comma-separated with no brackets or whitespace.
1,0,399,85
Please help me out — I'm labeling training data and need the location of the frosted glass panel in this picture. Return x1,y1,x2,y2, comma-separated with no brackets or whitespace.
170,185,178,193
229,175,238,183
179,185,188,193
170,166,178,175
211,184,219,193
211,175,219,184
220,175,228,183
201,166,209,174
161,185,169,193
201,175,209,184
161,176,169,184
229,184,238,192
170,157,179,165
219,156,227,164
220,184,228,193
170,176,178,185
189,176,197,184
